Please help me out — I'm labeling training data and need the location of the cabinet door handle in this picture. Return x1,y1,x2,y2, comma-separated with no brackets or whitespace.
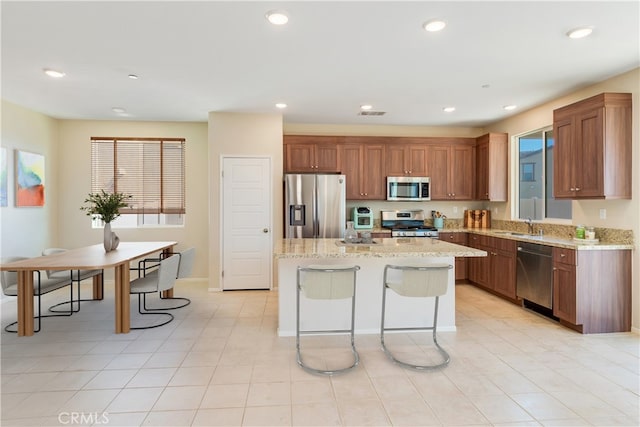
560,253,566,257
575,187,580,191
570,187,575,191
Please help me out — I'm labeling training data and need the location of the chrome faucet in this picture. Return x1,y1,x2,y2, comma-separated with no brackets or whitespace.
525,217,534,234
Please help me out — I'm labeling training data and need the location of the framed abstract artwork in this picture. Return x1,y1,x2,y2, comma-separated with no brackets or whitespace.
15,150,45,207
0,147,7,207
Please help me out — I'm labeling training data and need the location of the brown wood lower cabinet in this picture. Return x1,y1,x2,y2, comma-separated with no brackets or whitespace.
552,247,631,333
438,232,467,280
466,234,517,301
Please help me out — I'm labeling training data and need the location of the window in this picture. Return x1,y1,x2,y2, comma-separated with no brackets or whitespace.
520,163,535,182
517,128,571,221
90,137,186,227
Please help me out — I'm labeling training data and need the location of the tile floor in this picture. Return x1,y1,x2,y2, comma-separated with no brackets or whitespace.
1,280,638,426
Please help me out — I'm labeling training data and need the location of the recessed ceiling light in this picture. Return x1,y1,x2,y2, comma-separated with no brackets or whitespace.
128,74,139,80
566,27,593,39
360,104,373,111
423,20,446,32
503,104,517,111
443,106,456,113
112,107,126,114
275,103,287,109
43,68,65,78
266,10,288,25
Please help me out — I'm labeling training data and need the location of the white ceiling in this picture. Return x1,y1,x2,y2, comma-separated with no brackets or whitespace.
2,1,638,127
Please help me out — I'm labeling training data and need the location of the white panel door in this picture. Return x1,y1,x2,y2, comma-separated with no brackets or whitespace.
222,157,272,290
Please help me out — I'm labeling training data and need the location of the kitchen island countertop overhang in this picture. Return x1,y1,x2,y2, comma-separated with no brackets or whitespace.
274,238,486,337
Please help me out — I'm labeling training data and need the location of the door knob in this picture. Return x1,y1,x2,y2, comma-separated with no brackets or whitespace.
263,228,269,233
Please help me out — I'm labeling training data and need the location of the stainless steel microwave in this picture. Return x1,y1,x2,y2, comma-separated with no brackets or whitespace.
386,176,430,201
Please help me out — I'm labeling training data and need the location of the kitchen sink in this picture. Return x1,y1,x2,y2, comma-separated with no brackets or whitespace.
495,231,527,236
494,231,545,240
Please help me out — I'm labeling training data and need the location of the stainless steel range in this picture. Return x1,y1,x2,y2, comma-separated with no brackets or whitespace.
381,210,439,238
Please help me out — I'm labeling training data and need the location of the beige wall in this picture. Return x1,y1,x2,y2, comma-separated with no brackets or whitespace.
0,115,210,278
485,67,639,331
208,112,283,291
0,101,60,259
55,120,209,278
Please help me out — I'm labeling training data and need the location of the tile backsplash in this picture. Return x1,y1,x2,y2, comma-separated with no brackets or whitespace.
374,217,634,245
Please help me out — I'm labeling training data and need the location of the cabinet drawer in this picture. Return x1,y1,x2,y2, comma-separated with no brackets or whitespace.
553,247,576,265
439,232,467,244
492,237,516,252
467,233,489,247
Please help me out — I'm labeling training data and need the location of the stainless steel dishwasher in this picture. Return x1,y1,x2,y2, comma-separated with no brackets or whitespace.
516,242,553,311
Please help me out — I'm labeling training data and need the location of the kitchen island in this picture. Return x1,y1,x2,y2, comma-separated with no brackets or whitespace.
273,238,486,336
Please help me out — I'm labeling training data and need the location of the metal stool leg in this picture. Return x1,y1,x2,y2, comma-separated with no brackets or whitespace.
296,265,360,376
380,264,451,371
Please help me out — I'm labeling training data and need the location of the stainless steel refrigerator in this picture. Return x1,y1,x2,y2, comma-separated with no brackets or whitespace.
284,174,346,238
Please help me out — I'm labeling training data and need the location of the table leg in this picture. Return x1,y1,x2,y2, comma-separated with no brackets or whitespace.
92,274,103,300
114,263,131,333
160,248,173,298
17,271,34,336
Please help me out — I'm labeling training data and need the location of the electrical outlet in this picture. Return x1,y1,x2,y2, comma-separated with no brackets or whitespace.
599,208,606,219
453,206,458,214
494,207,498,214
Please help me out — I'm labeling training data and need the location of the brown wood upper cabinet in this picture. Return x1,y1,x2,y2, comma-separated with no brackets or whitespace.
429,143,475,200
385,142,428,177
342,139,386,200
553,93,632,199
284,135,342,173
475,133,508,201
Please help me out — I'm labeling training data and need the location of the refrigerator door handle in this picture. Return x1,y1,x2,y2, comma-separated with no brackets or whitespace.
313,182,319,237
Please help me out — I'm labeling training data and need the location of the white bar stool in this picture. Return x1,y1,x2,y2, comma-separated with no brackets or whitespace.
296,264,360,376
381,263,452,370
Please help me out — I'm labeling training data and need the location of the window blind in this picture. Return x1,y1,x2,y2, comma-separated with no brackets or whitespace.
90,137,186,215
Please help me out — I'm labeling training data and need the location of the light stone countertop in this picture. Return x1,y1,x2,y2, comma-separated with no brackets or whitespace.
443,228,635,251
273,238,487,259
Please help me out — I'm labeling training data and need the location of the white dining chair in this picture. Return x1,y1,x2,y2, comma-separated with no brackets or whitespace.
42,248,104,313
133,247,195,310
129,254,181,329
1,256,75,333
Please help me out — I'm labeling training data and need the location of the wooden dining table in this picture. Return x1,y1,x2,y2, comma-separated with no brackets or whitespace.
0,241,177,336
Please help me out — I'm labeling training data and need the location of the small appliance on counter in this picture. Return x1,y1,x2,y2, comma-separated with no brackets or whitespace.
352,207,373,229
